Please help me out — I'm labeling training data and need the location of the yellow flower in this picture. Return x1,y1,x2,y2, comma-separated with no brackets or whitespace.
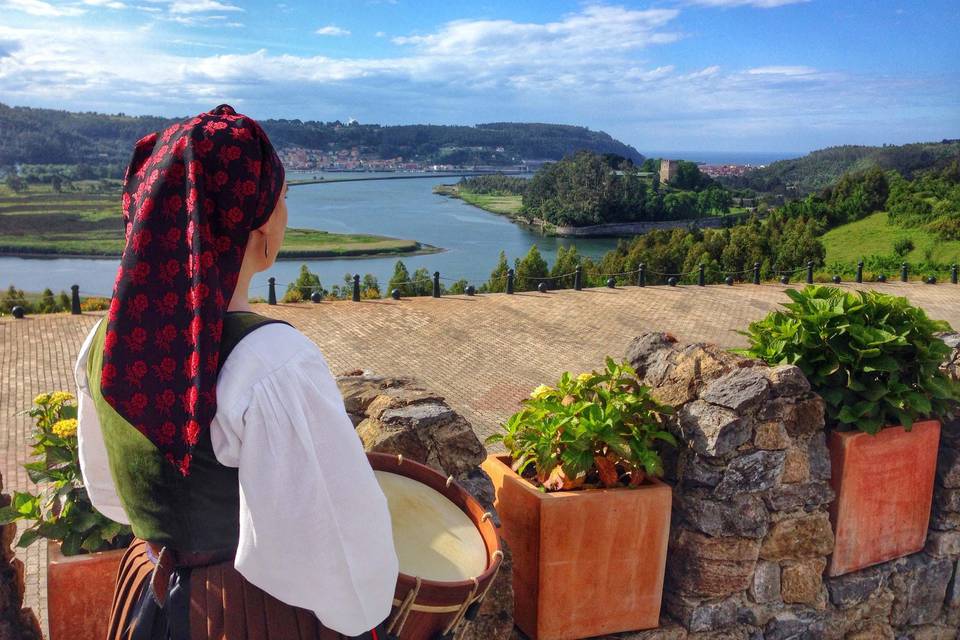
52,419,78,439
576,372,593,384
33,393,51,406
49,392,75,406
530,384,553,400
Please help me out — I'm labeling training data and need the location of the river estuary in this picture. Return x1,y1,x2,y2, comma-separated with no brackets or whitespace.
0,173,621,297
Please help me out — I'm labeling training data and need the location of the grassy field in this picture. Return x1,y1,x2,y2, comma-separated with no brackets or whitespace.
434,184,524,217
822,211,960,265
0,184,436,258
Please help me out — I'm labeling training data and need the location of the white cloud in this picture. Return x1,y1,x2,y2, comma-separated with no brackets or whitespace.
747,65,818,76
2,0,85,16
689,0,808,7
316,25,350,37
169,0,241,14
82,0,127,8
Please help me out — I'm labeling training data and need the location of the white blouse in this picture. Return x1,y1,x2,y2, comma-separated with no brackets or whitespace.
74,319,400,637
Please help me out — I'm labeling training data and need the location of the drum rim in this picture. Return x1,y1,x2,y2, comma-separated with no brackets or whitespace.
366,452,503,590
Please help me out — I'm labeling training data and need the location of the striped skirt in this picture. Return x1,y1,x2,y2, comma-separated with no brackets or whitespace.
107,540,385,640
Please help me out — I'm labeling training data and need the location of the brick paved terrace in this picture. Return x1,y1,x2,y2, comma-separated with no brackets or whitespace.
2,281,959,632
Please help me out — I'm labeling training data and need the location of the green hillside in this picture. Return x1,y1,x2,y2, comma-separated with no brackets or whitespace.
822,211,960,266
720,141,960,196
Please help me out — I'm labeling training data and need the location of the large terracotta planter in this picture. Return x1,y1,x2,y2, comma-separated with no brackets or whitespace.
47,540,124,640
481,454,671,640
827,420,940,577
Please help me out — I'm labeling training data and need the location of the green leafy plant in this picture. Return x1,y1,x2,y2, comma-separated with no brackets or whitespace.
0,392,133,555
739,285,960,434
486,358,676,492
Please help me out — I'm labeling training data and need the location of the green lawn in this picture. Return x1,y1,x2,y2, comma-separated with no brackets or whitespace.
0,184,435,258
822,211,960,265
457,191,524,216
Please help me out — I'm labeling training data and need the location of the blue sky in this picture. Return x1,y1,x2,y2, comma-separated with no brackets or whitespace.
0,0,958,153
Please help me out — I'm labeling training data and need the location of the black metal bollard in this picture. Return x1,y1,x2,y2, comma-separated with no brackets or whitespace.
506,269,515,294
537,282,548,293
433,271,441,298
638,263,646,288
698,264,705,287
780,274,790,285
268,277,277,305
753,262,761,285
832,275,841,284
927,275,937,285
806,261,814,284
11,305,25,319
352,275,361,302
574,266,582,291
391,288,401,300
725,276,734,286
606,277,616,288
877,274,887,283
901,263,908,282
466,285,476,296
953,265,959,285
71,284,81,315
310,290,322,303
667,277,678,287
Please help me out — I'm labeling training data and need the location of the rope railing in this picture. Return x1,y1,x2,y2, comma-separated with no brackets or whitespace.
7,260,957,320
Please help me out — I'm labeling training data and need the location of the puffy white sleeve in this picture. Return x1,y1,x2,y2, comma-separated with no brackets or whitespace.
211,326,399,636
74,319,130,525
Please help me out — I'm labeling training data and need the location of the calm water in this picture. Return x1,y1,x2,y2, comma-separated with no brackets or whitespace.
0,172,620,297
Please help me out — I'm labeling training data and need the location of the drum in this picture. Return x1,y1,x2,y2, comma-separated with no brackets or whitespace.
367,452,503,640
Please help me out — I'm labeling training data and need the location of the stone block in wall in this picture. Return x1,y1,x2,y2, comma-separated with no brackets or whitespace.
925,530,960,558
845,622,894,640
663,593,740,633
760,396,825,438
781,558,827,605
763,482,834,513
807,433,832,482
713,450,786,499
614,621,689,639
937,445,960,490
763,610,829,640
825,564,889,609
699,368,771,413
675,493,769,539
945,558,960,627
668,530,761,598
760,513,834,561
780,445,811,484
749,560,781,604
765,364,811,397
754,420,792,450
678,401,751,458
889,552,954,627
677,455,725,489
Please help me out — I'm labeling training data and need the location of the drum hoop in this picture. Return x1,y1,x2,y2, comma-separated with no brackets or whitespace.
367,452,503,587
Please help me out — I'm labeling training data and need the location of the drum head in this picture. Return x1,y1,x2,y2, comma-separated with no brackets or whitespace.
374,470,488,582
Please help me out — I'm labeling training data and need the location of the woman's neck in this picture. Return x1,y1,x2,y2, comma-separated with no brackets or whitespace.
228,269,254,312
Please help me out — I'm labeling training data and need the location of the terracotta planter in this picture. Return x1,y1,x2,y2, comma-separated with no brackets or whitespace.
481,454,671,640
827,420,940,577
47,540,124,640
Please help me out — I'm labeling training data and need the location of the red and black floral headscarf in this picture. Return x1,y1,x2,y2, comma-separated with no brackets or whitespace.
102,104,285,476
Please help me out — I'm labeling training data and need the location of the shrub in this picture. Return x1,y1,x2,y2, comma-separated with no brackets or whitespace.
486,358,675,491
80,296,110,311
739,285,960,434
284,264,324,302
893,238,914,257
0,393,133,554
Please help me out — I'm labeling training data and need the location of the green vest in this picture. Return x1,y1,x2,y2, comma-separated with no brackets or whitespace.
87,312,288,552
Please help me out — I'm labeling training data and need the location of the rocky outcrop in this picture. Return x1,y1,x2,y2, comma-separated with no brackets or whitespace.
0,472,42,640
336,371,513,640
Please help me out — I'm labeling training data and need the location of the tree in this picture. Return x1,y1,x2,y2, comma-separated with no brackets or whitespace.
388,260,412,297
550,245,582,289
283,265,324,302
485,251,510,292
514,245,549,291
5,174,25,193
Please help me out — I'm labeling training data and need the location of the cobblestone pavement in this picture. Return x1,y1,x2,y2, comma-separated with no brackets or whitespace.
2,281,959,630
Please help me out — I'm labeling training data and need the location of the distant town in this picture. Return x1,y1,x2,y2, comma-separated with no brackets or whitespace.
276,144,762,176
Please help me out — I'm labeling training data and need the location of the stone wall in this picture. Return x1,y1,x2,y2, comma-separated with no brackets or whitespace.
335,371,514,640
622,332,960,640
0,472,42,640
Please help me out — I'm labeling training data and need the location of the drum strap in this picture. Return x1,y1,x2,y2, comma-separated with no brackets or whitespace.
442,548,505,639
386,576,422,638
